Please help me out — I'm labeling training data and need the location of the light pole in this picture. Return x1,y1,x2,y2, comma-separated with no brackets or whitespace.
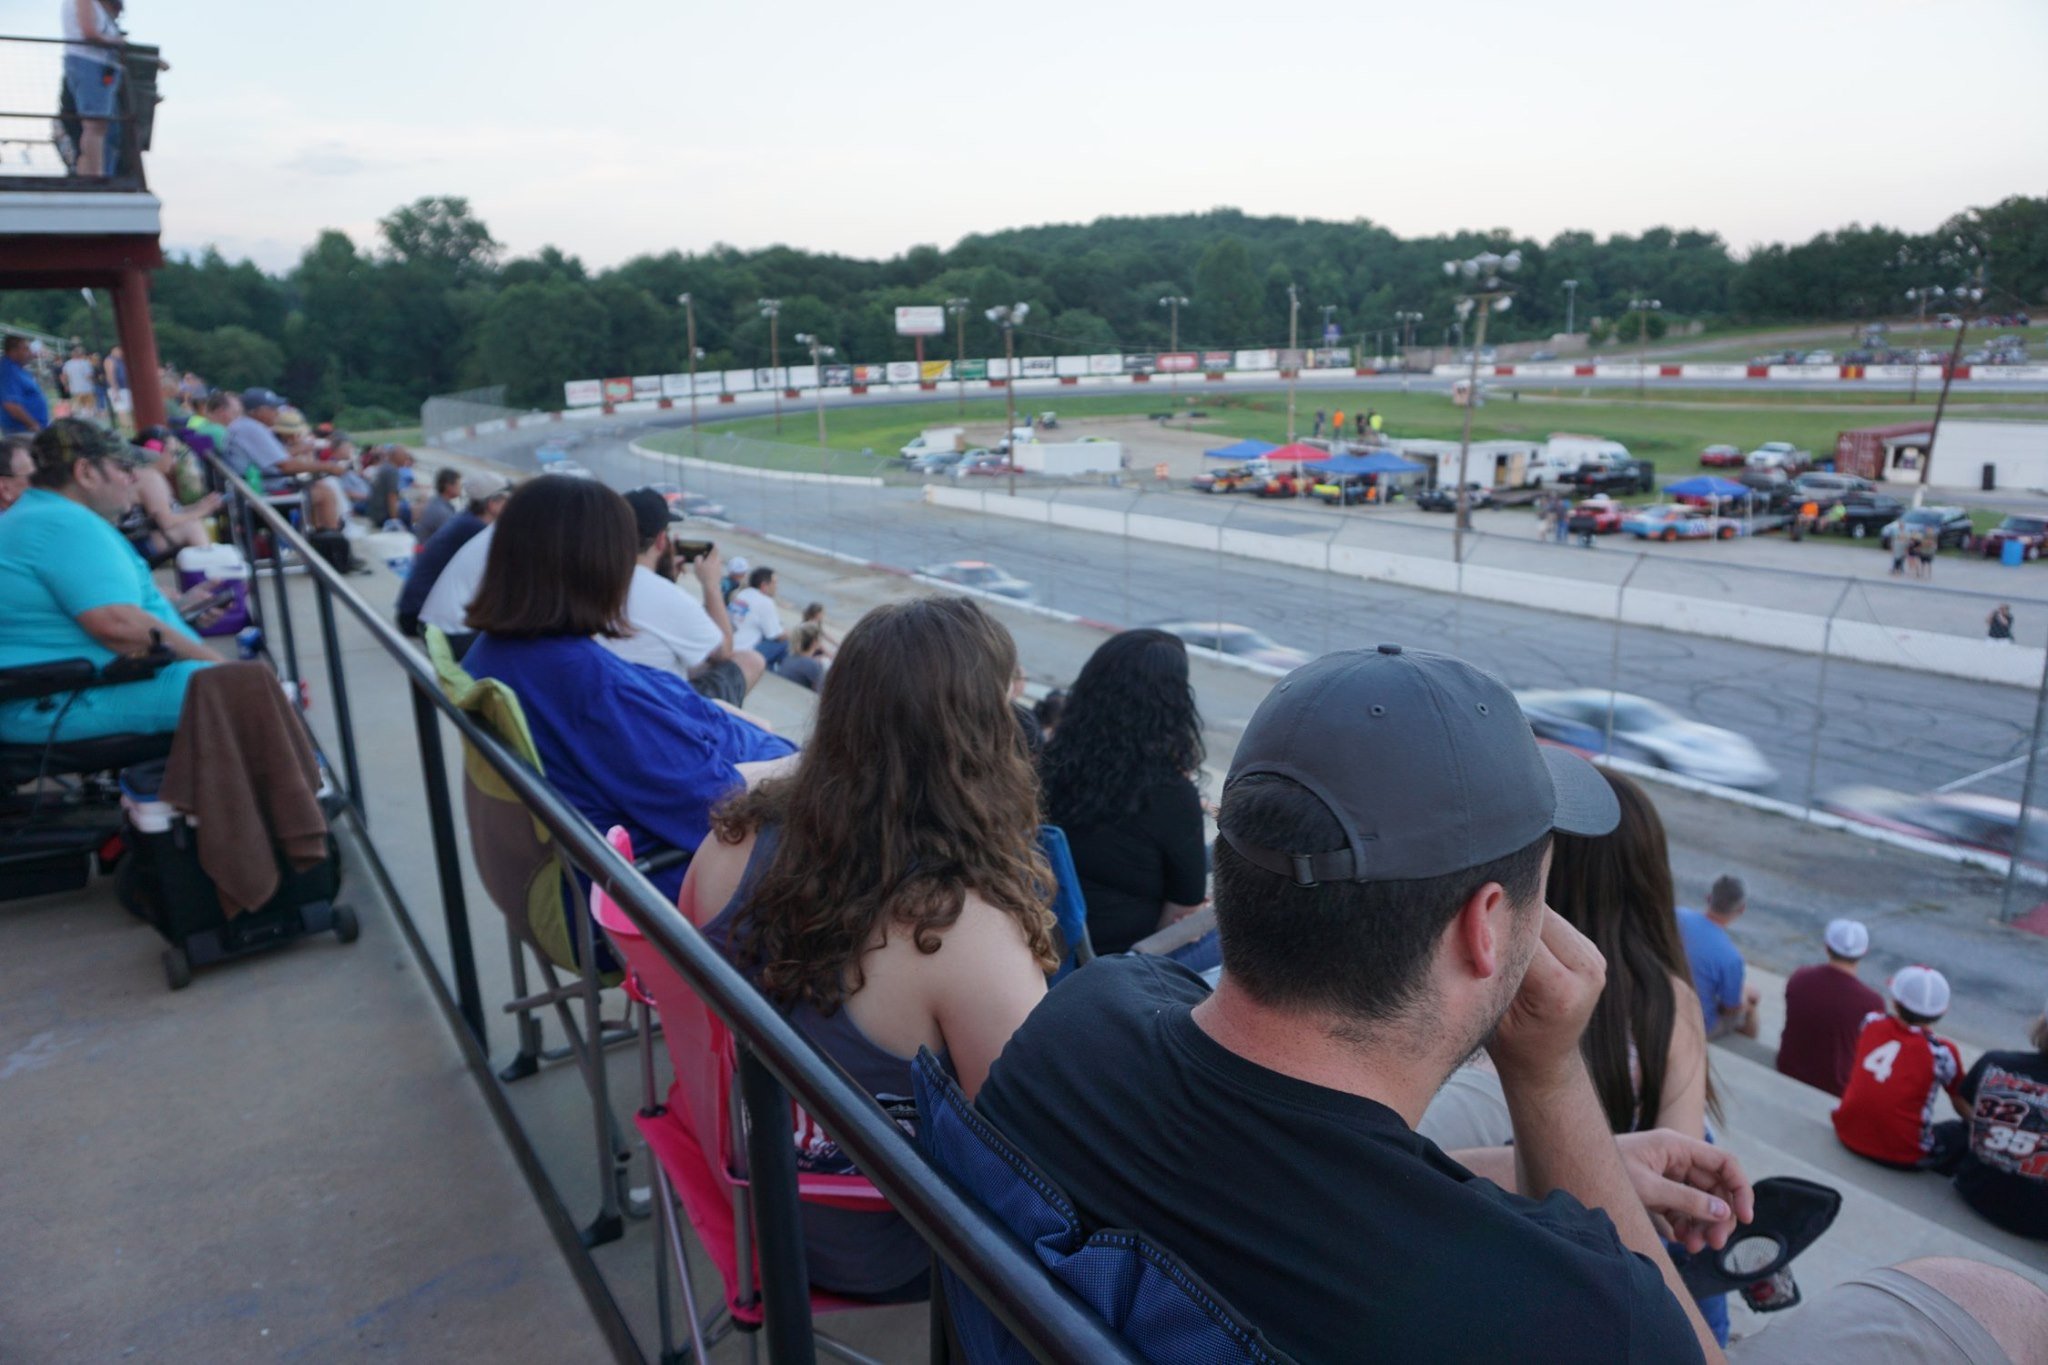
946,296,971,416
1443,250,1521,563
1902,286,1946,404
757,298,782,432
1394,310,1423,370
1918,280,1984,505
1159,294,1189,394
1285,283,1300,443
985,302,1029,496
1563,278,1580,337
1627,295,1661,397
678,293,701,458
794,333,834,449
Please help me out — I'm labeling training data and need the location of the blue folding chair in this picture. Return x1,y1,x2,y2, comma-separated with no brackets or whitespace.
912,1050,1291,1365
1038,825,1094,981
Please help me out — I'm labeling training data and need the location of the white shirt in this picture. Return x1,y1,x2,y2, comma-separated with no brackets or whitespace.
63,1,122,64
729,587,784,651
420,523,494,634
62,357,97,395
602,564,724,674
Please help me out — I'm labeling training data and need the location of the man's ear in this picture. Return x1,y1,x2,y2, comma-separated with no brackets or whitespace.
1452,880,1511,983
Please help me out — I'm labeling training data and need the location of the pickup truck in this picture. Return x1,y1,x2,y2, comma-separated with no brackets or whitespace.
1559,459,1656,496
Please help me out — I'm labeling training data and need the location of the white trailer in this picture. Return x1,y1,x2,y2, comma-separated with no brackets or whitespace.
1015,441,1124,477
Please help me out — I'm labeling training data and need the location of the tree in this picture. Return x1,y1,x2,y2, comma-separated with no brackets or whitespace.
378,196,501,282
1048,309,1119,353
1193,236,1261,348
473,280,609,409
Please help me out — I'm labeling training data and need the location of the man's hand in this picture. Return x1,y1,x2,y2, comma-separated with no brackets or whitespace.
1486,908,1607,1087
692,551,724,589
1615,1130,1754,1254
1736,983,1762,1039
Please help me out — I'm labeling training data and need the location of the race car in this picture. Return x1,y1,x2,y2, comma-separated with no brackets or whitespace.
1252,468,1314,498
1193,463,1264,493
1565,495,1625,535
1620,504,1742,541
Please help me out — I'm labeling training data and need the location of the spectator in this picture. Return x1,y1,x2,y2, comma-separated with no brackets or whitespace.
130,432,222,555
1990,603,2015,644
1031,686,1066,742
720,554,750,603
684,595,1057,1297
61,345,98,420
1679,874,1759,1038
1041,629,1209,957
0,436,33,511
730,564,822,690
2,335,50,435
976,645,2048,1363
1953,998,2048,1239
183,388,238,465
599,487,761,704
1835,965,1970,1172
460,475,794,904
306,432,357,536
223,388,322,490
1355,410,1367,438
396,471,509,637
1311,409,1325,439
103,346,129,425
416,467,463,541
417,515,496,659
797,601,838,659
360,445,415,530
1776,918,1884,1096
61,0,124,177
0,420,218,743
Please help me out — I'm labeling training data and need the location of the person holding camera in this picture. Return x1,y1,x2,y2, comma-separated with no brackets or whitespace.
601,488,762,705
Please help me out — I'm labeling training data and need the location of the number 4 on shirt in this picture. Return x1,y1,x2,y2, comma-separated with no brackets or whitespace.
1862,1039,1902,1084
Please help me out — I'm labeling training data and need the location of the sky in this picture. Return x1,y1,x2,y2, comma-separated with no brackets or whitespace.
13,0,2044,274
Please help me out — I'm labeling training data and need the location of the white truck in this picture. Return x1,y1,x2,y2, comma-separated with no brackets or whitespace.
899,426,965,461
1533,434,1632,487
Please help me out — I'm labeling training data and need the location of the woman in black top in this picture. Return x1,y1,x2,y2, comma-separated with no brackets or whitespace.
1954,1009,2048,1240
1042,630,1208,955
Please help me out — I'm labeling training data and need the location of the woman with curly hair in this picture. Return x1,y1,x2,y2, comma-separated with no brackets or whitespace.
1041,628,1209,956
682,594,1058,1298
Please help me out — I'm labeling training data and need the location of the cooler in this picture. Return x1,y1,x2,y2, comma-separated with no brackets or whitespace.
175,544,252,637
2003,539,2026,567
364,529,417,578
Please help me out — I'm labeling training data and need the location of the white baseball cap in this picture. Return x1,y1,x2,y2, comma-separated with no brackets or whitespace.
728,556,750,576
1890,965,1951,1019
1824,918,1870,959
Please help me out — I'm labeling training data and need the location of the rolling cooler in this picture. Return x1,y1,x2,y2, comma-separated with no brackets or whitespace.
114,756,358,990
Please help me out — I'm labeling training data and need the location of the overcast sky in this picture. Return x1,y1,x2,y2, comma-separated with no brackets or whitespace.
21,0,2042,272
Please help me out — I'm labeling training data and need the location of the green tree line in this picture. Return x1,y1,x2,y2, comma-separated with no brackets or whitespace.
3,194,2041,421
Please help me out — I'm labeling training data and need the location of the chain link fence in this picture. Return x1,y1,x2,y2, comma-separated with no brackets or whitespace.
420,386,534,445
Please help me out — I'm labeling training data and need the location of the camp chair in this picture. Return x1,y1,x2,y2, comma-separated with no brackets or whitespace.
913,1049,1289,1365
589,825,918,1365
424,626,649,1245
1038,825,1094,981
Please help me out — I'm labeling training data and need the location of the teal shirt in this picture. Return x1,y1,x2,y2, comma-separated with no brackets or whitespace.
0,487,208,741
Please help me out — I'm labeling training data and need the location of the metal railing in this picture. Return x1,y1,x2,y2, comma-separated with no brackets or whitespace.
209,456,1138,1365
0,33,158,190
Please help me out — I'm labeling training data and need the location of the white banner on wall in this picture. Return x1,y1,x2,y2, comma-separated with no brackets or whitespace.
564,378,603,407
886,360,921,384
788,365,819,389
1055,355,1090,376
1088,353,1123,375
1234,349,1277,371
895,305,945,336
1021,356,1056,378
631,375,662,400
725,369,757,393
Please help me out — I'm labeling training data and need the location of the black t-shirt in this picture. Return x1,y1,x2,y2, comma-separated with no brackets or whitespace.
977,956,1702,1364
1955,1048,2048,1238
1056,777,1207,954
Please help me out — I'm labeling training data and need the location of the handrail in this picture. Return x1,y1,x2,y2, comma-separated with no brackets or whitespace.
206,455,1139,1365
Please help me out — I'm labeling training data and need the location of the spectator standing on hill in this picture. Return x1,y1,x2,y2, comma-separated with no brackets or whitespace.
1777,919,1885,1096
1332,408,1346,439
104,346,129,423
61,346,98,420
396,471,508,637
460,475,793,904
1311,409,1325,439
1990,603,2015,644
601,487,761,704
683,595,1058,1297
1041,629,1211,960
415,467,463,541
1679,875,1759,1039
0,437,34,511
1953,999,2048,1240
1835,965,1970,1172
2,335,49,435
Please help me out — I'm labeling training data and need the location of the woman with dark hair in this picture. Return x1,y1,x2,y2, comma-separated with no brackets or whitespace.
461,476,795,903
1041,629,1209,956
684,594,1058,1297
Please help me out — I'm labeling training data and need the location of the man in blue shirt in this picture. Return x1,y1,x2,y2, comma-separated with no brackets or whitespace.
1,335,50,436
396,471,510,636
1678,874,1759,1039
0,420,220,743
223,387,323,490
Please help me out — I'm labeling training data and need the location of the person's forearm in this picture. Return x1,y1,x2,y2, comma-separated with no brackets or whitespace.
1502,1057,1722,1363
78,604,215,663
699,581,736,658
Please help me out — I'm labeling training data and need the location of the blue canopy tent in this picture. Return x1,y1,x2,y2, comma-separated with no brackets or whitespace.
1308,451,1426,476
1665,475,1748,500
1203,438,1280,461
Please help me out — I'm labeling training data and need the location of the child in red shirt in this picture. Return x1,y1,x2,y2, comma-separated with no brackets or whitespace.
1834,965,1969,1171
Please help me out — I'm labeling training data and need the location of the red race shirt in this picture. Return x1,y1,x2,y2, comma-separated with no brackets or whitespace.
1834,1014,1964,1166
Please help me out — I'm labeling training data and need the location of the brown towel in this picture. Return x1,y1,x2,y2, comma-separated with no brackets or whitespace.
160,661,330,917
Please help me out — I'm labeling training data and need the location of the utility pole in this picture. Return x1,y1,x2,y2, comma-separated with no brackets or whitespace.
678,293,700,458
985,303,1029,496
1919,282,1984,505
1563,278,1580,337
946,296,970,417
757,298,782,433
1627,295,1661,398
1286,284,1300,443
795,333,833,449
1159,294,1189,395
1444,251,1522,566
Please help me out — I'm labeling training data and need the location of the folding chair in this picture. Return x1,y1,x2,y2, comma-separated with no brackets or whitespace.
1038,824,1095,981
590,826,925,1365
913,1049,1289,1365
423,627,646,1245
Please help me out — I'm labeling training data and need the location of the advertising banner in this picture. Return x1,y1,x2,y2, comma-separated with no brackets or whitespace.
822,364,855,387
955,358,988,381
601,377,633,403
895,305,946,336
1310,348,1349,368
788,365,819,390
753,368,784,390
1235,349,1278,371
1021,355,1056,378
724,369,757,394
920,360,953,382
1055,355,1091,376
886,361,920,384
1088,353,1124,375
631,375,662,400
1202,351,1233,372
1157,352,1198,373
564,378,603,407
855,364,891,384
1276,349,1305,370
1123,353,1157,373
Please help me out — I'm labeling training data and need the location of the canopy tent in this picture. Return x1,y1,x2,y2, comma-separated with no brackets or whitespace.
1308,451,1426,476
1203,438,1280,461
1665,476,1749,500
1263,442,1327,465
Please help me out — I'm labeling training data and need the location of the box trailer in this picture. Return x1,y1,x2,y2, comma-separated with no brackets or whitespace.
1015,441,1124,477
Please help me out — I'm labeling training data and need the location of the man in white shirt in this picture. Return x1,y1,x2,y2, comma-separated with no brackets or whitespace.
730,564,824,690
62,347,99,419
418,522,494,660
603,488,761,704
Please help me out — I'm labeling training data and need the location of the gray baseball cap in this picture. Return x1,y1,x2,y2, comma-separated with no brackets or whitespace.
1220,644,1620,886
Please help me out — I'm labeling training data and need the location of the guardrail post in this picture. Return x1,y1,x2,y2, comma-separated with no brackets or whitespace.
737,1043,820,1365
411,684,486,1043
314,581,365,819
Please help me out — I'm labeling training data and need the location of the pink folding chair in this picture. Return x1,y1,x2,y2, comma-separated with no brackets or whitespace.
590,826,906,1365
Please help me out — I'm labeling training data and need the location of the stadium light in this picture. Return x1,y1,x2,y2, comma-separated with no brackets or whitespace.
1627,295,1661,397
758,298,783,432
985,304,1029,495
1393,310,1424,368
946,296,971,415
1443,250,1521,557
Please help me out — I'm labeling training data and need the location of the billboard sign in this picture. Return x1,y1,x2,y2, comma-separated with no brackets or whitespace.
920,360,954,382
601,377,633,403
1088,353,1124,375
1123,353,1157,373
1276,349,1305,370
895,305,946,336
631,375,662,400
886,361,921,384
1055,355,1091,376
822,363,854,387
564,378,603,407
1202,350,1233,372
955,358,988,381
1021,355,1056,378
1156,352,1198,373
854,364,890,384
1235,349,1277,371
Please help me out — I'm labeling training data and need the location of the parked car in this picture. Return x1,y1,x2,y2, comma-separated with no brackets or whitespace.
911,449,966,475
1253,468,1314,498
1151,621,1312,672
1621,504,1740,541
1529,350,1558,361
1817,787,2048,866
1744,441,1811,472
1561,459,1656,496
1193,462,1264,494
1981,515,2048,561
1565,495,1625,535
1312,474,1376,506
916,560,1035,601
1415,482,1494,512
956,453,1024,478
1880,506,1972,551
1817,491,1907,539
1515,689,1778,790
1788,472,1872,503
1699,444,1744,468
1802,350,1837,365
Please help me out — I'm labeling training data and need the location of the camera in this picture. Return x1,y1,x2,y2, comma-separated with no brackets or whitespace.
671,538,715,564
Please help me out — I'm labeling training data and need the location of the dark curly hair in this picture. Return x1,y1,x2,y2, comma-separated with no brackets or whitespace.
712,596,1058,1013
1041,629,1205,830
